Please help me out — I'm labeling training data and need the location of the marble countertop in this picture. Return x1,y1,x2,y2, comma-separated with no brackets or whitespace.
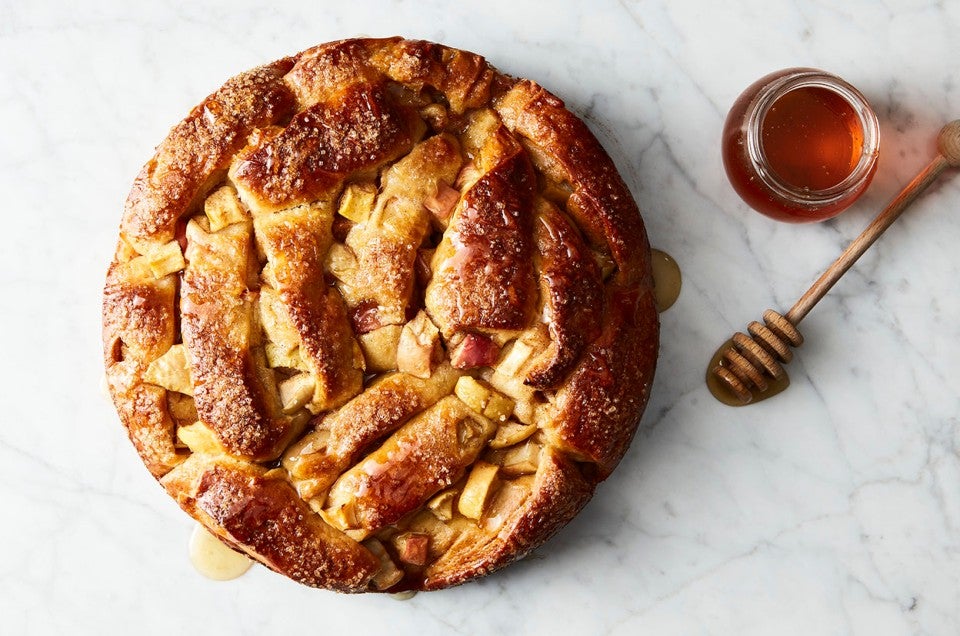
4,1,960,634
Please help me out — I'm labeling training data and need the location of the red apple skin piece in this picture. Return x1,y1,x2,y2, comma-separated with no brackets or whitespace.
450,333,500,369
397,533,430,566
424,183,460,222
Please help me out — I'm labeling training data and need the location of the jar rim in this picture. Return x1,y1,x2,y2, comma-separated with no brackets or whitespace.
744,70,880,207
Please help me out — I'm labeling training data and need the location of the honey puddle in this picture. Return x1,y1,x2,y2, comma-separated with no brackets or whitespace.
651,249,681,312
189,523,253,581
390,591,418,601
706,339,790,406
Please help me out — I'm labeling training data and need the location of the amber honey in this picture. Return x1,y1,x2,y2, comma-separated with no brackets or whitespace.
762,86,863,191
650,249,681,312
705,339,790,406
723,69,879,222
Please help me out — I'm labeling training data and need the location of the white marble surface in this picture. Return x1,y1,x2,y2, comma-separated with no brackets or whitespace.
3,1,960,634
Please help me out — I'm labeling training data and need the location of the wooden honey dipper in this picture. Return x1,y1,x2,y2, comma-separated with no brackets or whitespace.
709,119,960,406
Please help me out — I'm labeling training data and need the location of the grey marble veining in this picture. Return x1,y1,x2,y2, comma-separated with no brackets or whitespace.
2,1,960,634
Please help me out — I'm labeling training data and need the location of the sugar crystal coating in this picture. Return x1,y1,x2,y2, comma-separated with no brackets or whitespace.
103,37,658,592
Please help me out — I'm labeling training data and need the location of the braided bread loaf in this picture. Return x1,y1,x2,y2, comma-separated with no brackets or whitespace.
102,37,658,592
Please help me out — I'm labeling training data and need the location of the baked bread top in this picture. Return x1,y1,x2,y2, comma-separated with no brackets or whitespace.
102,36,659,592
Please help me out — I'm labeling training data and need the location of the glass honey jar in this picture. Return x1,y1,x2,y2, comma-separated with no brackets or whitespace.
722,68,880,222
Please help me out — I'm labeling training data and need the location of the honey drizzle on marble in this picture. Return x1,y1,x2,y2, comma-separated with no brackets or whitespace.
189,523,253,581
651,249,681,312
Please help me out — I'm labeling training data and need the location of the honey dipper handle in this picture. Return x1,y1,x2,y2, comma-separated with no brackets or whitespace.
785,151,951,325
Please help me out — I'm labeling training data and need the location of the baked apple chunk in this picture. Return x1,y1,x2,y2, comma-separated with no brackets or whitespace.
103,37,658,592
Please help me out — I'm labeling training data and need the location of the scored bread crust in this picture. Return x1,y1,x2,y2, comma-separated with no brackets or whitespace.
103,37,658,592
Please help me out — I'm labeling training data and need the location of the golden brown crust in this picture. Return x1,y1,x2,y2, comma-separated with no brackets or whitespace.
524,198,603,389
180,220,294,461
231,82,422,213
495,79,650,278
325,396,494,534
495,78,658,476
254,204,363,411
162,455,379,591
285,39,391,109
121,59,297,253
420,448,593,589
340,134,462,328
371,38,496,114
103,271,181,476
284,365,460,502
107,362,182,476
425,125,537,338
546,285,659,477
103,37,658,592
102,274,176,365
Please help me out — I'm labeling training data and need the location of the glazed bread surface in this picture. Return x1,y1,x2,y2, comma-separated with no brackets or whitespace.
103,37,658,592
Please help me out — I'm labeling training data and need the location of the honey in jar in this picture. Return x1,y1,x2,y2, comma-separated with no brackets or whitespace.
722,68,880,222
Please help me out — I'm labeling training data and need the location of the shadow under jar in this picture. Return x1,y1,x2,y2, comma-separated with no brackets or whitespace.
722,68,880,222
